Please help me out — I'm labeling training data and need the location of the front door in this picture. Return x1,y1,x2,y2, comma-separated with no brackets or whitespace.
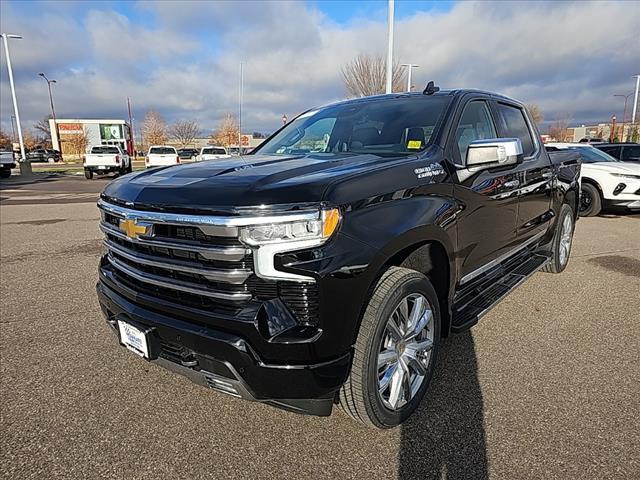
450,98,521,282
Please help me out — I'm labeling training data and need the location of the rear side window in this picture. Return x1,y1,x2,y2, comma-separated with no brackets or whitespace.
496,104,536,157
598,146,621,159
621,146,640,162
149,147,176,154
91,146,119,154
202,148,227,155
455,101,497,161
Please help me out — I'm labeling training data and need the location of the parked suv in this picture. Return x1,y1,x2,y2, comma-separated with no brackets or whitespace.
26,148,61,163
96,87,580,428
595,143,640,163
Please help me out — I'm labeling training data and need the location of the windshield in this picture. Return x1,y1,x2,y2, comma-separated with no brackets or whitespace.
202,148,226,155
568,146,618,163
91,146,119,154
256,96,451,157
149,147,176,154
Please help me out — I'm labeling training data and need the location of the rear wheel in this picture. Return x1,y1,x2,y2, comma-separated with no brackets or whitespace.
339,266,440,428
0,168,11,179
47,157,55,163
84,169,93,180
543,203,575,273
579,183,601,217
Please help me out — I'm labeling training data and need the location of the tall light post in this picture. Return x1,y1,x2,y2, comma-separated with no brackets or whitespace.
238,62,243,155
1,33,31,175
400,64,419,92
385,0,395,94
632,74,640,125
38,72,62,161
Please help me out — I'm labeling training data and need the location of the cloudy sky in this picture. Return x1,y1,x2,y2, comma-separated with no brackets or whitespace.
1,0,639,137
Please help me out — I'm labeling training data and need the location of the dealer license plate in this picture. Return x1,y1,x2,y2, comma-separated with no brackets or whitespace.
117,320,149,358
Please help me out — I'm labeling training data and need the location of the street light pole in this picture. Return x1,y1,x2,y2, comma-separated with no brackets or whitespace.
238,62,243,155
400,64,419,92
1,33,31,175
38,72,62,161
385,0,395,94
632,74,640,125
614,93,633,141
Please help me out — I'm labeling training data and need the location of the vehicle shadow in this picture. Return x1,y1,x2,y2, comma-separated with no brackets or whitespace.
398,331,488,480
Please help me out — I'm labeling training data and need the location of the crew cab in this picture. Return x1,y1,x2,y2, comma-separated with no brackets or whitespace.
146,146,179,168
197,146,231,161
96,86,580,428
1,148,16,178
84,145,131,179
546,143,640,215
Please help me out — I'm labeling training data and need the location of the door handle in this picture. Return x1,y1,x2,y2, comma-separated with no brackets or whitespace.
503,180,520,188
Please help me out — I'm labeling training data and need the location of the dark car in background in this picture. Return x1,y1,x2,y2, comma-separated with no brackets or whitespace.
26,148,61,163
177,148,199,161
596,143,640,163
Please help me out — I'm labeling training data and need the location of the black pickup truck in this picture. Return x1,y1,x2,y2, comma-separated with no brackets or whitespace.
96,86,581,428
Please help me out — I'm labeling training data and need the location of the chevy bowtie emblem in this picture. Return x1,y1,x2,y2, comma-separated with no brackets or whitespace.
119,218,152,239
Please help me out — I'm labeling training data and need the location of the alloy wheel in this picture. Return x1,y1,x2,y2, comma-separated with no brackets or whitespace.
377,293,434,411
559,214,573,266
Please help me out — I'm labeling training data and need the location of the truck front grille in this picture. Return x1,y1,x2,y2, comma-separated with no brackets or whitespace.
98,201,320,325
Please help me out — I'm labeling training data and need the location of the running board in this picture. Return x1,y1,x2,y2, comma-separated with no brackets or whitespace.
451,250,551,333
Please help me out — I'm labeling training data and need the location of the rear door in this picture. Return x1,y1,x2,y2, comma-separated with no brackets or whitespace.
493,101,553,243
450,96,520,280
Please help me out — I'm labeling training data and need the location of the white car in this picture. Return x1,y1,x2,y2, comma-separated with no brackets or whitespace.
546,143,640,216
146,146,179,168
83,145,131,179
197,146,231,162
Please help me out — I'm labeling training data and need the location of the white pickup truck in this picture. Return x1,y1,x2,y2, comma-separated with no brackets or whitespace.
197,146,231,162
1,148,16,179
83,145,131,179
146,146,179,168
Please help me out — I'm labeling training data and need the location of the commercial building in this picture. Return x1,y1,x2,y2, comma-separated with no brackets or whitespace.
49,119,132,155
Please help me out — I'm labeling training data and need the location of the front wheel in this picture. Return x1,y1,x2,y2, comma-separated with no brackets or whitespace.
339,266,440,428
579,183,601,217
84,169,93,180
0,168,11,179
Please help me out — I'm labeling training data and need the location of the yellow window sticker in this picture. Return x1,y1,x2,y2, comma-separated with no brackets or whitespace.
407,140,422,149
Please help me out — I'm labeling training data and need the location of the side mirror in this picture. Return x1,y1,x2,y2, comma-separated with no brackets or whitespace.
466,138,523,169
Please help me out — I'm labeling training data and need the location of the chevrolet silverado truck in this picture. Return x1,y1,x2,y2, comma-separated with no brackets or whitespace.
96,86,581,428
84,145,131,179
146,146,179,168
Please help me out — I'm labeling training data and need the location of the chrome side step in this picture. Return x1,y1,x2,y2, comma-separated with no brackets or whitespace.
451,251,551,333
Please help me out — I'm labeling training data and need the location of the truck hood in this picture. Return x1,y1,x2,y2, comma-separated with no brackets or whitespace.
101,152,416,212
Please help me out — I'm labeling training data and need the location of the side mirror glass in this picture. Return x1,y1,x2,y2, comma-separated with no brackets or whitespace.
466,138,523,169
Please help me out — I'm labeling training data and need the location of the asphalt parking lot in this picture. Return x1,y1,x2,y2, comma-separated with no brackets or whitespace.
1,175,639,480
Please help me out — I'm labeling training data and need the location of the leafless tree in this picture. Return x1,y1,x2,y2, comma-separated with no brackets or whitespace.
341,54,406,98
525,104,544,124
33,115,52,140
0,128,11,148
67,131,89,157
548,113,572,142
210,113,239,148
169,120,200,148
142,110,168,145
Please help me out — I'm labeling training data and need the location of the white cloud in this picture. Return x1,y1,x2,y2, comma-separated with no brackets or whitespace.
1,0,639,137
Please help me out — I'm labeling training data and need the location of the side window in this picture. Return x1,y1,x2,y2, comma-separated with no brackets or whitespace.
621,146,640,162
455,101,497,162
496,103,536,157
600,146,620,159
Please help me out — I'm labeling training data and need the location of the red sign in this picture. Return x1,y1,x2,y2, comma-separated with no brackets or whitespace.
58,123,84,134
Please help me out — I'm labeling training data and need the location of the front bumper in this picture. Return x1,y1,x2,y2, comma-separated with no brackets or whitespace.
97,280,350,416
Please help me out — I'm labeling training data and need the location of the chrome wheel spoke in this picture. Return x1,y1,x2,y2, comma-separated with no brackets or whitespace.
404,352,427,376
386,318,403,342
406,309,432,340
378,362,397,394
388,362,406,409
397,297,410,332
378,349,398,369
407,295,425,332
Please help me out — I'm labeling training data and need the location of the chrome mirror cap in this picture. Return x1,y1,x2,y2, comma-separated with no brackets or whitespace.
466,138,523,168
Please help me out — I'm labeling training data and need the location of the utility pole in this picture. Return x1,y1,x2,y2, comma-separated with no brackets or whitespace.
385,0,395,94
127,97,135,157
632,74,640,125
238,62,243,155
1,33,31,175
614,93,633,141
400,64,419,92
38,72,63,161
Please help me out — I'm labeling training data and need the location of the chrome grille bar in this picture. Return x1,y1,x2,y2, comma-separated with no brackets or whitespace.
104,239,251,284
100,223,249,262
107,254,251,302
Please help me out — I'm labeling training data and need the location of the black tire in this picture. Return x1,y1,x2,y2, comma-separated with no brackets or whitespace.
542,203,575,273
0,168,11,179
579,183,601,217
84,169,93,180
339,266,440,428
127,163,133,173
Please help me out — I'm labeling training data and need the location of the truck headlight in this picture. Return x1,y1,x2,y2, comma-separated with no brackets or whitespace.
239,208,341,246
